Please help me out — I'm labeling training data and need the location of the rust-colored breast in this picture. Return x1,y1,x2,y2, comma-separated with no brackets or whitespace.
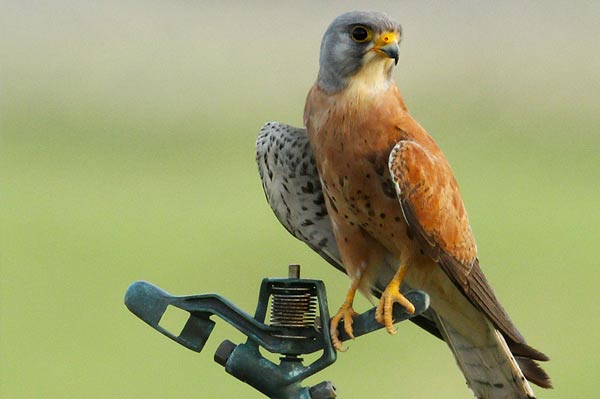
306,83,477,269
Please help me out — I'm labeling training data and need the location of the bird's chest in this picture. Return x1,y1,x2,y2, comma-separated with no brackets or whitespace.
308,106,410,254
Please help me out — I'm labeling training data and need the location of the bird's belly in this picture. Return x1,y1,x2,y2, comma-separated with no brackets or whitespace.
320,158,417,262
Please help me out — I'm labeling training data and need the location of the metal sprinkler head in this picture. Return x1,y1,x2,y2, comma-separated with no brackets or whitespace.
124,264,429,398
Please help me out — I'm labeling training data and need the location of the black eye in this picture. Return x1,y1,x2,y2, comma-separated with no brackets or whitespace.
351,26,371,43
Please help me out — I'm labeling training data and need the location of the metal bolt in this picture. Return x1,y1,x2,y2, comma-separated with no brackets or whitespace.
309,381,337,399
288,264,301,279
214,339,237,367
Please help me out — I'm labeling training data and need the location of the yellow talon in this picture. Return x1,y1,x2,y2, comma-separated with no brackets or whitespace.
330,278,360,351
374,264,414,334
330,304,359,351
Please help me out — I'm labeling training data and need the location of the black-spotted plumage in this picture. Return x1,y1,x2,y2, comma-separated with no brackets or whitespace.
256,121,442,338
256,122,343,273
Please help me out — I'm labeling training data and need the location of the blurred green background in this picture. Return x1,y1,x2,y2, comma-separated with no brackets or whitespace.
2,1,599,398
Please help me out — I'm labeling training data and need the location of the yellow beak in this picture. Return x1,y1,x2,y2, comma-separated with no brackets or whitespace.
372,31,400,65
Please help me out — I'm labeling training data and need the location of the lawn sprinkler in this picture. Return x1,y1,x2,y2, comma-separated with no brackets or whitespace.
124,264,429,398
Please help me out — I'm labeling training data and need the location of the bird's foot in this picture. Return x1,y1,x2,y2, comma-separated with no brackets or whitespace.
374,283,415,334
330,303,359,351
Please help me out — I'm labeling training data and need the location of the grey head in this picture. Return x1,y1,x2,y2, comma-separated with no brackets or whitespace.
317,10,402,93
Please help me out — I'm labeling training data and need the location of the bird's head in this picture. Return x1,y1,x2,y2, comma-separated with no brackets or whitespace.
317,11,402,94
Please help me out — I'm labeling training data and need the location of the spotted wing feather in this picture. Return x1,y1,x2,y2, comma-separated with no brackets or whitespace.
256,122,343,272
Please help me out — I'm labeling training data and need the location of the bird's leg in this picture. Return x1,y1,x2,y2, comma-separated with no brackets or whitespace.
375,264,415,334
330,277,360,351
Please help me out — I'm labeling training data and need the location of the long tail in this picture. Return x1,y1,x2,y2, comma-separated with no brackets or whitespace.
433,311,538,399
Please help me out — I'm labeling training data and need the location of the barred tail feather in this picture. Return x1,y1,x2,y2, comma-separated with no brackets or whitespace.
434,313,537,399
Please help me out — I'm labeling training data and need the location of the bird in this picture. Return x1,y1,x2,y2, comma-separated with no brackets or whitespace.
256,10,551,398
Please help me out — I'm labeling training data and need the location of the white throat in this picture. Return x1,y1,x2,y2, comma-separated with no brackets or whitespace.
346,56,395,97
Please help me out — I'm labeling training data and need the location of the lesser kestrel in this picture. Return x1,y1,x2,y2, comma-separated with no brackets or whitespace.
257,11,551,398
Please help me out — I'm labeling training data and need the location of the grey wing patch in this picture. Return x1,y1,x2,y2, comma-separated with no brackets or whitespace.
256,122,343,273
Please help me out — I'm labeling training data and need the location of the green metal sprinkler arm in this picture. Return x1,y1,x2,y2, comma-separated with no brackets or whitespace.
125,280,429,355
125,280,289,353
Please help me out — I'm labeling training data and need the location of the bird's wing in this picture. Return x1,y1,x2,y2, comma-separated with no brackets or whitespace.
388,140,517,341
256,122,442,338
388,140,551,386
256,122,342,272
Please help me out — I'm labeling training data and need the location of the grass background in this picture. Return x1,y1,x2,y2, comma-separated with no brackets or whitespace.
2,1,599,398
